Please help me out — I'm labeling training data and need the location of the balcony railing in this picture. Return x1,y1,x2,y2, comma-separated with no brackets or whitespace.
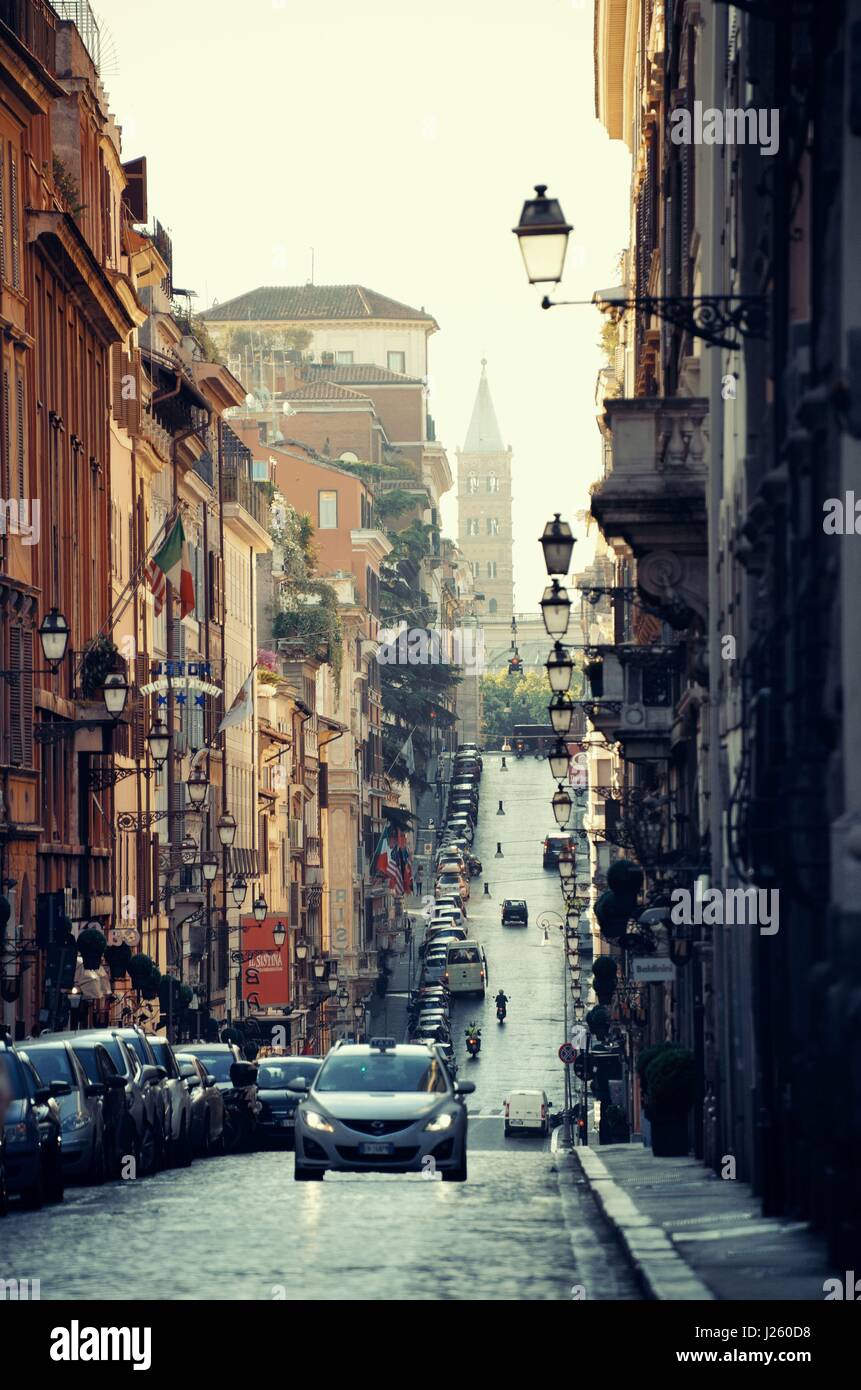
222,466,270,528
0,0,57,70
583,647,679,758
305,835,322,866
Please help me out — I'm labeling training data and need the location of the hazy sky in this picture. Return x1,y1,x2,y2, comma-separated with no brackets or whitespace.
96,0,631,608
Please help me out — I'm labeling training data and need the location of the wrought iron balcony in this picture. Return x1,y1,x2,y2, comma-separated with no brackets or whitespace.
581,646,679,759
222,466,269,529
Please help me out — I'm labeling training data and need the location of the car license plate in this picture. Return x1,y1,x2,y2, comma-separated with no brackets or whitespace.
276,1117,293,1128
358,1141,394,1155
510,1118,524,1126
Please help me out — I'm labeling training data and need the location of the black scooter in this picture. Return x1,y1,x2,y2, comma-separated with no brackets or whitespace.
465,1030,481,1059
496,1001,507,1024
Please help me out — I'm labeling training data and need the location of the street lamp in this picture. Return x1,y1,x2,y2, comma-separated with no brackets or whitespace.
252,893,267,923
545,642,574,693
548,738,570,780
216,812,236,848
558,847,575,882
102,672,130,719
352,1002,365,1022
552,784,572,826
231,875,247,907
512,184,572,285
337,986,349,1008
295,937,309,962
548,693,575,735
147,719,171,768
201,852,219,883
180,834,197,865
327,958,339,980
312,957,326,980
539,514,576,576
272,921,287,949
38,607,70,666
186,765,209,808
540,580,571,638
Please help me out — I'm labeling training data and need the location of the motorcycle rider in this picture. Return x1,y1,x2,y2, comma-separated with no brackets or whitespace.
495,989,510,1013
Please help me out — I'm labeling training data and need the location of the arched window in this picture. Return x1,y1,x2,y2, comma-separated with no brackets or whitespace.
468,472,479,494
487,517,499,536
487,472,499,493
489,597,498,614
487,561,497,578
467,518,479,537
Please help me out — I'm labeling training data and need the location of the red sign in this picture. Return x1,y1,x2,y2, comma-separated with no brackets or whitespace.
239,917,291,1009
558,1042,577,1065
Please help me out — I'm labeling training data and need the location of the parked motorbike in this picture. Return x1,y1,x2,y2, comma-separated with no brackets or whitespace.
467,857,482,878
464,1029,481,1059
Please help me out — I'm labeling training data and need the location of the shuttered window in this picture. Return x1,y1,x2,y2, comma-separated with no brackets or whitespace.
15,369,24,500
10,152,20,289
8,626,33,766
0,143,5,283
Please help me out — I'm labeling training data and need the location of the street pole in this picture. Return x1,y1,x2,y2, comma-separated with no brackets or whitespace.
582,1031,590,1146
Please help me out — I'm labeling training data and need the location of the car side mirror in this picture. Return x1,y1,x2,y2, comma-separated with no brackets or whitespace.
50,1081,72,1098
454,1080,475,1095
186,1076,201,1090
155,1065,167,1080
86,1082,106,1098
204,1074,217,1088
139,1065,161,1086
229,1061,258,1088
33,1086,52,1104
286,1078,309,1093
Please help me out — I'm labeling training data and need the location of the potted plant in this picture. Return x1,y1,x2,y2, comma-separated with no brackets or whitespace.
104,942,132,980
76,926,107,970
643,1044,695,1156
79,636,121,699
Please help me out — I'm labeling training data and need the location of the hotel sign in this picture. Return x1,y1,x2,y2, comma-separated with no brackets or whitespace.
139,661,223,709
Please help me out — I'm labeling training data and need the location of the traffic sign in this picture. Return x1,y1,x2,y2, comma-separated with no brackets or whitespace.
570,1024,588,1049
558,1041,577,1065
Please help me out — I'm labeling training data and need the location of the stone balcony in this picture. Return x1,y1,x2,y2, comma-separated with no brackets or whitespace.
590,397,709,625
583,645,680,761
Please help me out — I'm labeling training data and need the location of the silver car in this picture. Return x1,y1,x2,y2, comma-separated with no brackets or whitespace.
292,1038,473,1182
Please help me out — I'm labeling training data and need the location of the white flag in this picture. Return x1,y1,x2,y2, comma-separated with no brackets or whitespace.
401,732,416,775
218,668,255,734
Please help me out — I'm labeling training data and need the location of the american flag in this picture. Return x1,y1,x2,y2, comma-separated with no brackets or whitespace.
373,825,413,895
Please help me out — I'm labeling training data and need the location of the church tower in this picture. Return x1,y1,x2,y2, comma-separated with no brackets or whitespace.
456,361,514,623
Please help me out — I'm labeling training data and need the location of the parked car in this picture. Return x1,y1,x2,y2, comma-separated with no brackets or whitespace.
504,1089,553,1137
292,1038,473,1181
255,1056,323,1147
0,1041,65,1208
175,1053,225,1157
146,1035,193,1167
501,899,529,927
180,1043,260,1152
15,1038,107,1184
436,868,470,900
71,1028,165,1175
112,1027,172,1161
543,831,577,868
435,891,467,917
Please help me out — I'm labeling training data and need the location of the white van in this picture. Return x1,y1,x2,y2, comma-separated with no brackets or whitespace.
443,941,487,996
504,1089,551,1137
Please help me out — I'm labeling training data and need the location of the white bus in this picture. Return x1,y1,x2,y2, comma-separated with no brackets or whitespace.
443,941,487,997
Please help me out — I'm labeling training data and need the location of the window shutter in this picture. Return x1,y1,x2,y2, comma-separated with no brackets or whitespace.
125,348,142,436
16,370,24,500
2,368,10,500
318,763,328,809
111,344,125,421
131,651,149,760
0,143,6,284
10,154,20,289
9,626,22,764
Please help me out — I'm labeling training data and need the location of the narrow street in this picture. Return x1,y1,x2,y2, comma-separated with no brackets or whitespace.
3,757,639,1302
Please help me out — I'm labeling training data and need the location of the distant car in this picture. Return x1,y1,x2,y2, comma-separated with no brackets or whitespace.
293,1039,473,1181
146,1036,193,1167
255,1056,323,1147
504,1089,553,1137
15,1038,107,1184
0,1041,65,1208
502,899,529,927
443,941,488,997
176,1054,225,1157
180,1044,260,1153
543,832,576,868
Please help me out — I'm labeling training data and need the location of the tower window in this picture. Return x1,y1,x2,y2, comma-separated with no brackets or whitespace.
487,561,497,578
468,472,479,494
489,598,498,614
467,518,479,536
487,517,499,536
487,473,499,493
387,351,406,373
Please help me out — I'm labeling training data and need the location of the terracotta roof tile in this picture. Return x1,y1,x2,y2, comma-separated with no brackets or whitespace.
200,284,437,327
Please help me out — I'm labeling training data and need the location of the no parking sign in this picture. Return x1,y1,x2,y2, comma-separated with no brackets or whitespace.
558,1042,577,1065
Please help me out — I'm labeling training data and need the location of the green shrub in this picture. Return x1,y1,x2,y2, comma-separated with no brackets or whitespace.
644,1045,695,1117
77,926,107,969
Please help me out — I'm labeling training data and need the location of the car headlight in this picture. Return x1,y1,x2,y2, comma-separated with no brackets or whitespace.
424,1111,455,1133
62,1113,91,1134
303,1109,335,1134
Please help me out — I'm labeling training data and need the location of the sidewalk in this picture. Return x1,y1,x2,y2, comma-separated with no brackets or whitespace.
567,1143,832,1301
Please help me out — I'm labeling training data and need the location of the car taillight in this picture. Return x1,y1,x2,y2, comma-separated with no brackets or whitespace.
541,1104,546,1119
480,969,485,979
443,972,449,982
544,839,550,849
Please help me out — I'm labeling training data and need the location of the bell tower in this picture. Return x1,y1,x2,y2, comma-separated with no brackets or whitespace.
456,360,514,623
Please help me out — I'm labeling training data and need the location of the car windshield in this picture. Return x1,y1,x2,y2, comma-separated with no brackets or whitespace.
448,946,482,964
21,1047,74,1087
0,1051,36,1099
316,1054,449,1093
186,1051,234,1081
121,1033,149,1065
257,1060,321,1089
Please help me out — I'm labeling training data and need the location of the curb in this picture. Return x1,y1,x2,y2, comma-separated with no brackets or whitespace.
570,1146,716,1301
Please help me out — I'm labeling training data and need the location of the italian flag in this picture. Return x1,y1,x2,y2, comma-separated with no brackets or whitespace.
145,515,194,619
